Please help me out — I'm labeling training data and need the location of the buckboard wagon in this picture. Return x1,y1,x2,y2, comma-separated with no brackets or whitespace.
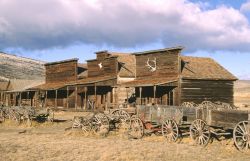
130,104,250,151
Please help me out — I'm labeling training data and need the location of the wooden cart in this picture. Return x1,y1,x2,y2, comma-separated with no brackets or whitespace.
130,104,250,151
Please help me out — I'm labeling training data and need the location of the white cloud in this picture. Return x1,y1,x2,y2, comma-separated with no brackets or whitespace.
241,0,250,13
0,0,250,52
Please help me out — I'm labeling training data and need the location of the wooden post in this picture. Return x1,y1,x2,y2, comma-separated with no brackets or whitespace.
126,87,129,104
139,87,142,105
55,89,58,108
75,86,78,110
153,85,156,104
19,92,22,106
84,87,87,110
94,84,97,110
66,86,69,109
45,91,47,108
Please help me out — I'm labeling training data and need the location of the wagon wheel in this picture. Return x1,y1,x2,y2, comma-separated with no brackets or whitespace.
129,116,144,139
92,113,110,135
162,119,179,142
201,101,215,110
190,119,211,146
111,109,130,129
181,102,195,108
0,110,5,122
233,121,250,151
72,116,83,129
47,109,54,122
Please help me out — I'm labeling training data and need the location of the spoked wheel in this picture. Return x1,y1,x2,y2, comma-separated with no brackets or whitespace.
72,116,84,129
233,121,250,151
190,119,211,146
47,108,54,122
0,110,5,123
111,109,130,129
129,116,144,139
162,119,179,142
93,113,110,135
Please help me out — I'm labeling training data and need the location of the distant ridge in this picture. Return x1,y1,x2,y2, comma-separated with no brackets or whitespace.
0,52,45,80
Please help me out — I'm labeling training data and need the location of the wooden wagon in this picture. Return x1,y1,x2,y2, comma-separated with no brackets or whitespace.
129,104,250,151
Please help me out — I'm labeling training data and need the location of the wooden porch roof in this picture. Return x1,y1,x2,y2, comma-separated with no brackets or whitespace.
29,82,67,91
122,77,178,87
67,75,117,86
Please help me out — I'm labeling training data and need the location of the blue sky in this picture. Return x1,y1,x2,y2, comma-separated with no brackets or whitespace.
1,0,250,79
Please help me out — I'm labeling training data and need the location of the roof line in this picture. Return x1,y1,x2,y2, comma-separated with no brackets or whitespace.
45,58,79,66
132,46,184,55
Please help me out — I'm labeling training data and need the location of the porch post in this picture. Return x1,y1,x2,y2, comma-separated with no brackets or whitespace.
45,90,47,108
55,89,58,108
75,85,78,110
139,87,142,105
94,83,97,110
19,92,22,106
66,86,69,108
126,87,129,104
153,85,156,104
84,87,87,110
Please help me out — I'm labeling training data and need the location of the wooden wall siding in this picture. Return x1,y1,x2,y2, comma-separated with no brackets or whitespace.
135,50,180,78
45,61,77,83
181,79,234,104
88,58,118,77
96,53,110,61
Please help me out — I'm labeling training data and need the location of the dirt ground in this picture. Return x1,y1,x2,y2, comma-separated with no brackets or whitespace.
0,112,250,161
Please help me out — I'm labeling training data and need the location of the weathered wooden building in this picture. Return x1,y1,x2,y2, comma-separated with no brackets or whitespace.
1,46,237,109
123,47,237,106
0,52,45,106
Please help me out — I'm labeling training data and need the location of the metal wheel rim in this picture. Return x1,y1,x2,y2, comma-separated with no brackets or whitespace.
162,119,179,142
190,119,210,146
233,121,250,151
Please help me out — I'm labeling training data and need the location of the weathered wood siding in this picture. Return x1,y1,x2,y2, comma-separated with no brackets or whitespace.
88,57,118,77
45,60,77,83
135,50,180,78
181,79,234,104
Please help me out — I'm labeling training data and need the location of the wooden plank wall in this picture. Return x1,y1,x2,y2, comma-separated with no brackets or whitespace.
181,79,234,104
88,57,118,77
135,50,180,78
45,60,77,83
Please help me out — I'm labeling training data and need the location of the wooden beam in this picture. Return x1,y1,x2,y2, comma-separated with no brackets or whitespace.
19,92,22,107
55,90,58,108
94,84,97,110
153,85,156,104
45,91,47,108
75,86,78,110
139,87,142,105
66,86,69,109
84,87,87,110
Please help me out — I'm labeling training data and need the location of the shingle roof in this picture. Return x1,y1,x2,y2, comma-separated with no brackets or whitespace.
68,75,117,86
181,56,237,80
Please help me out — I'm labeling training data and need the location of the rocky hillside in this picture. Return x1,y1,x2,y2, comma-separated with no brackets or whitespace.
0,52,45,80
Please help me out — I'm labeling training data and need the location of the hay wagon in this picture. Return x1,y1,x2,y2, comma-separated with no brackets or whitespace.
129,101,250,151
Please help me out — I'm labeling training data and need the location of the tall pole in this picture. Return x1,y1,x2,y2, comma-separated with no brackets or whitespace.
19,92,22,106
